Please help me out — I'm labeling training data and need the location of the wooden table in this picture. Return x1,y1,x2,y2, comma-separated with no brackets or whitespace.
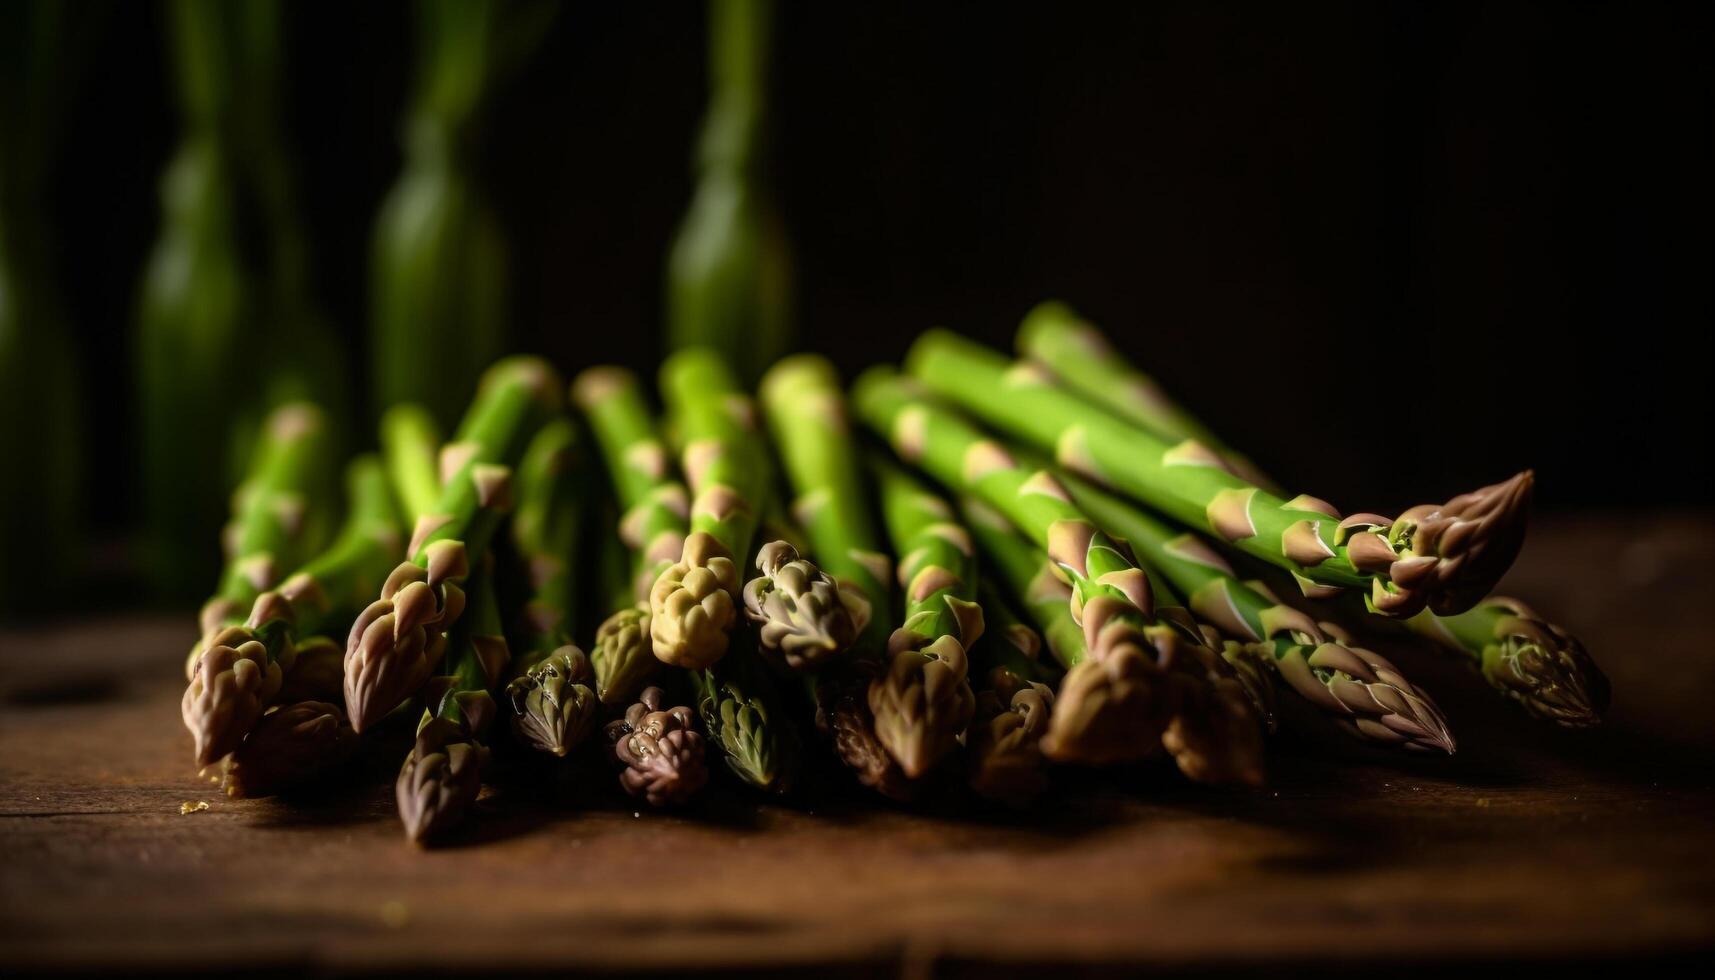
4,515,1713,974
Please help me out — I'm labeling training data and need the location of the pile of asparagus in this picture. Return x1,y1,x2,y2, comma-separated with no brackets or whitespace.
180,306,1608,844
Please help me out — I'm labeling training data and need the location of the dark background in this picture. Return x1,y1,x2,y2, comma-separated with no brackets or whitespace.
46,0,1715,541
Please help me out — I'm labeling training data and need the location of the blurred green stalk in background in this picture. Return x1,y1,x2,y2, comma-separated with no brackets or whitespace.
370,0,555,429
0,2,90,616
137,0,347,599
666,0,794,384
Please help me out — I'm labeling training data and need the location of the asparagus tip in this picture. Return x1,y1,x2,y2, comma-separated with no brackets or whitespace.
648,531,740,670
743,540,859,671
1482,600,1610,728
223,700,357,798
182,628,281,767
868,634,976,779
396,720,489,845
505,646,599,756
605,687,710,806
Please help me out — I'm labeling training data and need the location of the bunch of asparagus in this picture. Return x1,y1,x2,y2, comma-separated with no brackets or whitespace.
178,318,1606,845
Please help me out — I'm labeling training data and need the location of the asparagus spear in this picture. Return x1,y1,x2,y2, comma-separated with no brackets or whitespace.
345,356,559,731
868,455,981,779
1063,472,1454,753
192,402,337,649
604,686,710,807
689,629,799,793
964,495,1252,769
1017,301,1275,490
222,699,357,799
760,355,914,797
758,355,885,646
1407,598,1608,727
184,454,404,767
966,583,1057,807
906,330,1534,618
1019,307,1606,726
397,564,511,845
575,363,797,790
650,349,772,668
958,498,1089,673
666,0,793,382
503,419,599,756
854,368,1264,783
571,366,683,703
380,403,444,522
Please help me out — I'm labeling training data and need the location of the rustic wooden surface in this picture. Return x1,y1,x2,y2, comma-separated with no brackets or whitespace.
3,514,1713,975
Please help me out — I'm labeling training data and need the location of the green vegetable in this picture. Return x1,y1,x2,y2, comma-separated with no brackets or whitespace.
907,329,1533,618
854,367,1264,782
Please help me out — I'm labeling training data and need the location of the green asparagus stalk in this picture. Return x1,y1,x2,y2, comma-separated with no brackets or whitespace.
1407,598,1608,727
371,0,554,426
868,456,981,779
397,564,511,845
906,330,1534,618
666,0,793,382
184,454,404,767
604,686,710,807
656,352,802,790
759,356,888,655
966,582,1057,807
1063,473,1453,753
503,419,600,756
344,356,559,731
194,403,337,641
854,368,1264,782
760,356,915,797
1017,302,1275,490
1018,307,1605,727
959,498,1088,673
571,366,682,703
649,349,769,669
380,403,444,522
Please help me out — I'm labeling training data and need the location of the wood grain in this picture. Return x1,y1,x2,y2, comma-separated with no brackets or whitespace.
2,514,1713,974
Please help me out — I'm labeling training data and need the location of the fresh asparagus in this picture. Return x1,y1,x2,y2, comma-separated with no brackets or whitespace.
380,403,444,522
688,629,799,793
503,418,599,756
760,355,914,797
571,366,683,703
868,455,982,779
649,348,771,669
1063,472,1454,753
223,699,357,799
184,454,403,767
1019,308,1606,727
1017,301,1274,490
666,0,793,382
604,686,710,806
193,402,337,650
966,583,1057,807
959,498,1089,674
345,357,558,731
1407,598,1609,727
854,368,1264,783
577,361,798,789
906,330,1534,618
397,564,511,844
